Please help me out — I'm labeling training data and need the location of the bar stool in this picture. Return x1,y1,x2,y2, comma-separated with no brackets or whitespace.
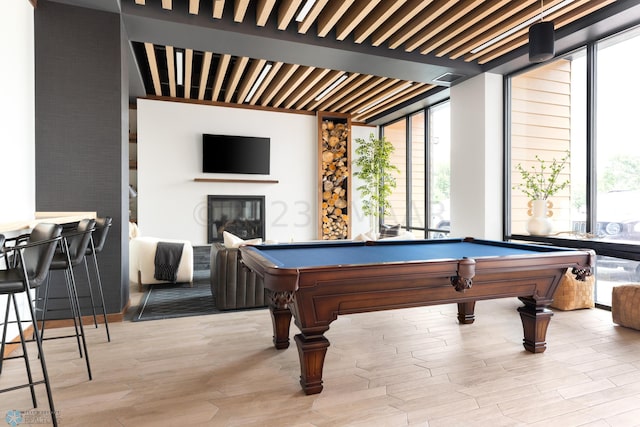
41,219,95,380
0,224,62,427
82,216,112,341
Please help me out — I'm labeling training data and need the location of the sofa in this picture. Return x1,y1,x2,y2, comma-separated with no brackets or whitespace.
210,243,267,310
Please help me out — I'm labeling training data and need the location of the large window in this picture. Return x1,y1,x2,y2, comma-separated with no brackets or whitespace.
507,26,640,307
429,103,451,238
383,118,407,228
382,101,450,238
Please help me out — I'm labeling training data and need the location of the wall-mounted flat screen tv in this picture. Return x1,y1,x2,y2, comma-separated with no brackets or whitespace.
202,134,270,174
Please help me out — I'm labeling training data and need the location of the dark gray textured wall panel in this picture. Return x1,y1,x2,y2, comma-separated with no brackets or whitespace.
35,0,127,314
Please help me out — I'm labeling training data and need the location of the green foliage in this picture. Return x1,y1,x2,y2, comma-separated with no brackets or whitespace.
599,155,640,192
432,164,450,202
513,151,570,200
354,133,400,218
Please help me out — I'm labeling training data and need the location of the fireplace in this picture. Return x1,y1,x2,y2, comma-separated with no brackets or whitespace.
207,195,265,243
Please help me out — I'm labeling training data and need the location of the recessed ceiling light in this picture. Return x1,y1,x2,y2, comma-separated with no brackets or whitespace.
245,63,273,103
176,50,184,86
296,0,316,22
314,74,348,101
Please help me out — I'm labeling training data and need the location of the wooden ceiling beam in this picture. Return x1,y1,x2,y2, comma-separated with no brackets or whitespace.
256,0,277,26
166,45,176,97
129,0,616,119
306,73,360,111
189,0,199,14
237,58,268,102
144,43,162,96
277,0,303,30
211,53,231,101
283,68,331,108
295,70,345,109
419,0,510,55
261,64,299,106
386,0,453,50
317,74,373,111
213,0,225,18
272,66,315,107
402,1,483,52
354,84,433,122
330,76,386,111
353,0,406,43
351,81,420,117
184,49,193,99
297,0,329,34
369,0,433,47
225,56,249,103
472,0,614,64
339,78,400,113
335,0,381,41
466,0,588,62
234,0,250,22
434,0,536,58
317,0,354,38
198,51,213,100
448,0,563,60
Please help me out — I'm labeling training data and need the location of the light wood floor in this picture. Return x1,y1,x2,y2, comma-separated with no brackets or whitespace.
3,283,640,427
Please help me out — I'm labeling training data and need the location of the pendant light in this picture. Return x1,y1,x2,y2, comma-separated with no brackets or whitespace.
528,0,555,62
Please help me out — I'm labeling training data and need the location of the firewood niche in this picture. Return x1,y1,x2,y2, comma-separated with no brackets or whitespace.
318,112,351,240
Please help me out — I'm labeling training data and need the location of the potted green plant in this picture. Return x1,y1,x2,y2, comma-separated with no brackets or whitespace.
513,151,570,235
353,133,399,234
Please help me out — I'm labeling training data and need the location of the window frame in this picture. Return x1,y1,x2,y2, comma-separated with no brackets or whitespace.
504,26,640,307
380,99,450,237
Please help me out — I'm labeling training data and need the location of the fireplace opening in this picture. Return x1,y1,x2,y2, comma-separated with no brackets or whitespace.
207,195,265,243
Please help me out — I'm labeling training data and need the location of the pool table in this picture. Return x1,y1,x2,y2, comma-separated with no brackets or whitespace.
239,237,594,395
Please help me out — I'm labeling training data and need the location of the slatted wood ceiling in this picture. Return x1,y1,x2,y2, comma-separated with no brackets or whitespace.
130,0,614,122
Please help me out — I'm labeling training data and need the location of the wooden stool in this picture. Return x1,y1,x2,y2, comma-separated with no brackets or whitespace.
612,284,640,330
551,269,595,310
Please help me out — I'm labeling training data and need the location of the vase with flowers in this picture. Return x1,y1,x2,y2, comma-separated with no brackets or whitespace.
513,151,570,235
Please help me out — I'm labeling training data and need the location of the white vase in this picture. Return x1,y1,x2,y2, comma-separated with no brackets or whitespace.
526,199,553,235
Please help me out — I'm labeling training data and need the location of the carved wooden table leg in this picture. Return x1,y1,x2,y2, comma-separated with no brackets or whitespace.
517,296,553,353
457,301,476,324
294,333,330,395
268,290,293,350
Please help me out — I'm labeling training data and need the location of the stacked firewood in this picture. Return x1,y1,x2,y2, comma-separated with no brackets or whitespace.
320,119,349,240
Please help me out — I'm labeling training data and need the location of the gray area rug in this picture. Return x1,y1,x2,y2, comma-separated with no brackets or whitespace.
133,270,219,321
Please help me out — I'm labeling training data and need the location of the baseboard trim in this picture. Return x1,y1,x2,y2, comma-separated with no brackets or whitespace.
3,301,131,357
3,326,34,358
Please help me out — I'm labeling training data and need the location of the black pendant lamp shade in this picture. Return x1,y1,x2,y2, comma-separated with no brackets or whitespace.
529,20,555,62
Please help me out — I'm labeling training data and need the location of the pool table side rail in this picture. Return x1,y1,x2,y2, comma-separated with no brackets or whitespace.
240,243,594,294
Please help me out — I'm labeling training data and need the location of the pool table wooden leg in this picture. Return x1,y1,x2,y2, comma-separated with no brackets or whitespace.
294,333,330,395
517,296,553,353
268,291,294,350
457,301,476,324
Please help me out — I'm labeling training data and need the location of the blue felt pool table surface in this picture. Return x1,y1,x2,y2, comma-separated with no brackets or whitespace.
246,238,574,269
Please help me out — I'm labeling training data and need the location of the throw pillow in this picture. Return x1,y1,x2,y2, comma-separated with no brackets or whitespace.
223,231,263,248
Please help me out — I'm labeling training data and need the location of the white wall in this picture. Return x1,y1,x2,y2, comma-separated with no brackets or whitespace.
137,99,371,244
450,73,503,239
1,1,35,223
1,1,35,345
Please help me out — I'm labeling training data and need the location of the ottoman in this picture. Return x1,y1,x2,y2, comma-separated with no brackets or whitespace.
612,285,640,330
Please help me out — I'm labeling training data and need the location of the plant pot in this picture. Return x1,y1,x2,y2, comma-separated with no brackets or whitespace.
527,199,553,235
